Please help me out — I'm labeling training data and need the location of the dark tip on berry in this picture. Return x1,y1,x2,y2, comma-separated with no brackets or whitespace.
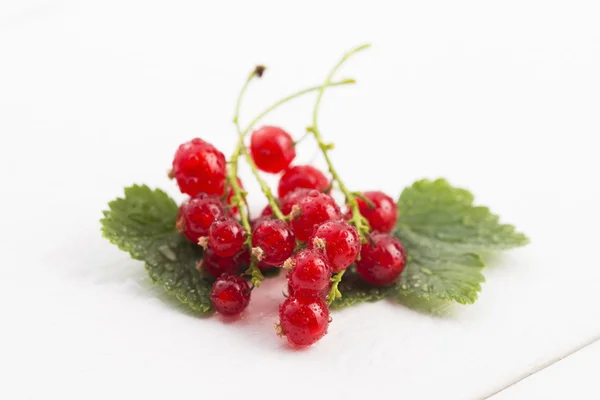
290,205,302,220
252,246,265,261
254,65,266,77
283,258,295,271
312,237,326,249
274,323,285,338
197,236,209,249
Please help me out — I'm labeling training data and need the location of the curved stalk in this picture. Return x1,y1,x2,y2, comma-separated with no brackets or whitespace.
306,44,372,304
230,67,356,285
236,79,357,221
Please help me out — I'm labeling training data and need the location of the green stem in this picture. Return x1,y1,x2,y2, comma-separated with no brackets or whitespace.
230,67,356,286
240,145,285,220
230,67,266,234
243,79,355,135
308,44,371,240
233,66,265,126
227,153,251,233
293,132,310,147
312,44,370,126
236,77,357,221
230,67,265,287
328,269,346,305
307,44,371,303
353,191,375,209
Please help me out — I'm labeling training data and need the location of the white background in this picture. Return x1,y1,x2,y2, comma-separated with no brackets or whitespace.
1,1,599,399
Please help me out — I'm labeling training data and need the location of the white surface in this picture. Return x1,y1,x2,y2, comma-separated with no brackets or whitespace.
491,340,600,399
1,1,599,399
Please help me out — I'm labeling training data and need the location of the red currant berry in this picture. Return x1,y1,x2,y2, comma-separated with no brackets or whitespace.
250,126,296,174
202,248,242,278
287,249,332,296
280,188,311,214
278,165,330,198
210,274,251,316
260,204,274,217
251,215,271,231
310,220,360,272
208,218,246,257
251,219,295,266
177,194,229,243
234,248,251,267
352,191,398,233
260,188,311,218
278,295,330,347
290,190,341,242
287,282,330,300
172,138,227,196
356,233,407,285
225,177,244,215
260,188,312,218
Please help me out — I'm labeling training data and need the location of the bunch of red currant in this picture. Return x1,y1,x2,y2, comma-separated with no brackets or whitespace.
172,127,406,347
171,44,407,347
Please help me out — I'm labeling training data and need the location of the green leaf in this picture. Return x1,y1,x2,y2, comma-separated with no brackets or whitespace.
397,178,529,253
330,269,392,310
334,178,529,310
391,178,528,305
393,238,485,304
394,292,454,316
101,185,213,314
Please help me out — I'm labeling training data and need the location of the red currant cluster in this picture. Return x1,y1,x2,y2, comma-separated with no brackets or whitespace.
171,126,407,347
170,44,407,347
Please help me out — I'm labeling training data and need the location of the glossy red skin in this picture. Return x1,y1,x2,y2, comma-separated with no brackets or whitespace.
250,126,296,174
260,205,274,217
251,219,296,266
178,194,229,243
260,188,311,218
208,218,246,258
203,248,243,278
251,215,272,231
352,191,398,233
210,274,251,316
225,177,244,215
172,138,227,196
356,233,406,285
309,220,360,272
279,295,330,347
278,165,330,198
288,249,332,296
290,190,341,242
287,283,330,300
